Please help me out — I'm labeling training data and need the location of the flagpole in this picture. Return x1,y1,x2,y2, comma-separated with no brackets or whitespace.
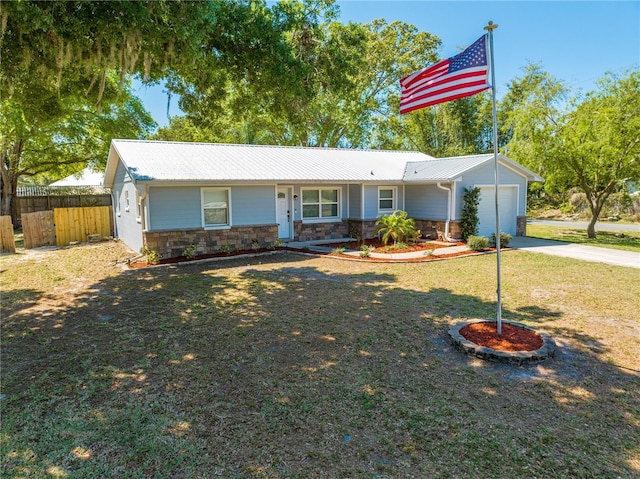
484,21,502,335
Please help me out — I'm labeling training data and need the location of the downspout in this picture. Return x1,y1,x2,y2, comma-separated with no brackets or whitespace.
139,185,149,231
361,183,365,237
126,184,149,265
437,182,454,242
110,189,119,239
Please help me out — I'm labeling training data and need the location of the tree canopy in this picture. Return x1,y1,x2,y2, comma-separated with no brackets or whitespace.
503,65,640,236
1,0,329,221
158,16,441,148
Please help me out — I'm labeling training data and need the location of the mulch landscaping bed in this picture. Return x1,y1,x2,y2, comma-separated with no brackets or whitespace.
327,238,465,253
128,248,275,268
127,239,491,268
460,321,544,351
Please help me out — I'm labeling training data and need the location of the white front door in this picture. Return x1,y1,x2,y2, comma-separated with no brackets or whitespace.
277,188,291,239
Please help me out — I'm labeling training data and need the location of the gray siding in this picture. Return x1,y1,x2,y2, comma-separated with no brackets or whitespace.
363,186,377,219
364,183,406,220
230,186,276,225
398,187,405,212
112,162,144,253
348,184,362,219
148,187,202,230
404,184,448,220
362,185,404,219
148,185,277,230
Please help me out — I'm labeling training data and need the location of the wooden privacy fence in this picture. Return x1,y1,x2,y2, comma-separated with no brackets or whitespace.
0,216,16,253
21,206,113,248
22,211,55,248
53,206,112,246
15,186,111,228
17,193,112,216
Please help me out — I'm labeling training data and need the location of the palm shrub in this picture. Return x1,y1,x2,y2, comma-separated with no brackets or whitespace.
460,186,481,241
375,210,417,245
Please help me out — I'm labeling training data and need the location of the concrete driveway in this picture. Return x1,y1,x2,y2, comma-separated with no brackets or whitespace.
509,236,640,269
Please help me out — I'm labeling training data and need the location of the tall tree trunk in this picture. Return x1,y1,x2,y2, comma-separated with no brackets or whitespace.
0,139,24,225
586,214,598,239
0,171,19,226
586,195,607,239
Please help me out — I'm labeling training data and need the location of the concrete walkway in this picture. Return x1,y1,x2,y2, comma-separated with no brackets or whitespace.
285,238,469,260
286,237,640,269
508,236,640,269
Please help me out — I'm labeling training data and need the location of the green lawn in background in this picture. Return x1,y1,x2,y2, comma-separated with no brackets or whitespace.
526,223,640,252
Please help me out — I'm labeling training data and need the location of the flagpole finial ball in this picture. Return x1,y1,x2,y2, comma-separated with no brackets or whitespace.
484,21,499,31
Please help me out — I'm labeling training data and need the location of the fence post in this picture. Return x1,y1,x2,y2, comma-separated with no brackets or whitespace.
0,216,16,253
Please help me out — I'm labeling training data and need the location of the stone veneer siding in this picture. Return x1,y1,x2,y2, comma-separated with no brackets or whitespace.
143,224,279,259
414,219,461,240
294,220,349,242
516,216,527,236
346,220,377,240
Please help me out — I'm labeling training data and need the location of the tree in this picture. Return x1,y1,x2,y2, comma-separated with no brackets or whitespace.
161,15,441,148
554,71,640,237
371,94,493,156
499,63,570,203
504,65,640,238
0,75,155,220
1,0,308,222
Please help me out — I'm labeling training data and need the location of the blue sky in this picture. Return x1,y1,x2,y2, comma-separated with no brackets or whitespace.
134,0,640,128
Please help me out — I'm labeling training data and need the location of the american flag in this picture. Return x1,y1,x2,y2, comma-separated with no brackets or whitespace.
399,34,490,114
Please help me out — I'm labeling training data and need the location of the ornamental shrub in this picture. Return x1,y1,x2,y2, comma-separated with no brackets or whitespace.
141,247,162,264
183,244,197,259
467,235,489,251
460,187,481,241
489,232,512,248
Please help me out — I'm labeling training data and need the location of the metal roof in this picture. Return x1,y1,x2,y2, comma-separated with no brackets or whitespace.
406,154,543,182
105,140,434,185
405,155,493,182
50,168,104,186
104,140,543,186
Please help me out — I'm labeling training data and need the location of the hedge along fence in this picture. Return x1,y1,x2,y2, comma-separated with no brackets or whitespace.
0,216,16,253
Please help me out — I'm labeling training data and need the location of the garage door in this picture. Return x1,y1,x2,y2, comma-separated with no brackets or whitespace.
477,186,517,237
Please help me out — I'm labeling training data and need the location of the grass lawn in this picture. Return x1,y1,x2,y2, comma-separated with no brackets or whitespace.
526,223,640,252
1,242,639,478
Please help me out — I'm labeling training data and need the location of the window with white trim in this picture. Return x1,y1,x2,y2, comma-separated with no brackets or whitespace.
301,188,340,220
378,187,396,212
202,188,230,228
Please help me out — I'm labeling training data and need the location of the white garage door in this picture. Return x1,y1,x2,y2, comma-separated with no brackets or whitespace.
477,186,517,237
